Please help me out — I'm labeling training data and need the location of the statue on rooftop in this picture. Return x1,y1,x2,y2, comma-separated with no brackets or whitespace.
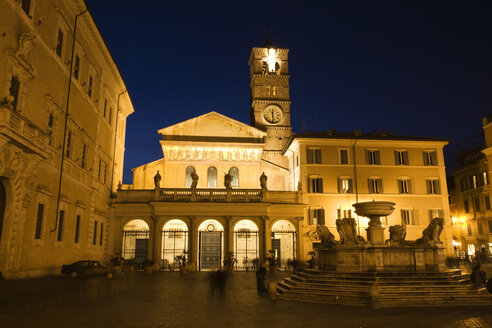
191,170,199,189
260,172,268,190
153,170,161,189
224,171,232,189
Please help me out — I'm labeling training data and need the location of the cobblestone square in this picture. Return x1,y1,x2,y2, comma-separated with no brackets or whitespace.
1,272,492,328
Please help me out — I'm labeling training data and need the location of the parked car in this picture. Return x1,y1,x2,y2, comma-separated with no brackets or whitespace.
61,260,117,278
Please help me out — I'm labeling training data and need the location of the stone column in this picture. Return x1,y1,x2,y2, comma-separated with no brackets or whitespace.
113,216,124,257
261,216,270,263
224,216,233,255
188,217,197,270
153,216,162,263
148,218,155,260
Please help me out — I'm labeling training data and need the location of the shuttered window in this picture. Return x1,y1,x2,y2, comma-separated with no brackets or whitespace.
368,178,383,193
307,149,322,164
426,179,440,194
34,204,44,239
100,222,104,246
338,178,353,193
309,177,323,193
74,215,81,243
367,150,380,165
9,76,20,110
401,209,414,225
57,210,65,241
93,221,98,245
398,178,411,194
339,149,348,164
395,150,409,165
309,209,325,225
423,151,437,166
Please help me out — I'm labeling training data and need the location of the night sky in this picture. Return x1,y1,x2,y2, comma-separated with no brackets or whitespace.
84,0,492,184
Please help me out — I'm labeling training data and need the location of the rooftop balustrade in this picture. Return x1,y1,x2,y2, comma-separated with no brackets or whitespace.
114,187,302,204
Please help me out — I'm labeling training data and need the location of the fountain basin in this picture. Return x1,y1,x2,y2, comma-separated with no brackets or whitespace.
353,201,395,218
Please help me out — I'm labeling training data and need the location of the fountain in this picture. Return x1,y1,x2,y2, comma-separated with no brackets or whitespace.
276,200,492,307
316,200,446,272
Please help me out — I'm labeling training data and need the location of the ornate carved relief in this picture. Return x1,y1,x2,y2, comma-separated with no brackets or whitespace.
8,33,37,80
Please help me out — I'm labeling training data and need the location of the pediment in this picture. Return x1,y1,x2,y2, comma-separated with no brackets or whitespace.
158,111,267,139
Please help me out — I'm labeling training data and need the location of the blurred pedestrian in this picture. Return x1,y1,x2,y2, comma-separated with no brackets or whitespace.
216,269,228,299
256,263,267,292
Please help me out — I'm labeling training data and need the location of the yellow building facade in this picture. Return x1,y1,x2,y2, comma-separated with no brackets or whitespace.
450,116,492,259
117,45,453,271
0,0,134,279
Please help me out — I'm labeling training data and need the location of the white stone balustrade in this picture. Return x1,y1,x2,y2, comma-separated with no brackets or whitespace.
0,105,49,153
115,188,301,203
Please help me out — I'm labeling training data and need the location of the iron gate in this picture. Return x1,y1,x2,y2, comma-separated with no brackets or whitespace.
271,231,297,269
123,230,149,271
234,231,259,271
162,230,188,270
199,231,222,271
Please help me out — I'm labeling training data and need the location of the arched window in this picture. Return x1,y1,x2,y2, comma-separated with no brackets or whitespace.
185,166,195,187
230,167,239,188
207,166,217,187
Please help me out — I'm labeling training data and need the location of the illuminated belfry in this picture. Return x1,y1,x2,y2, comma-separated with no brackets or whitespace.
248,37,292,175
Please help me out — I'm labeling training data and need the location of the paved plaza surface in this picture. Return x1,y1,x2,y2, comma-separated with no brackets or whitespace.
1,271,492,328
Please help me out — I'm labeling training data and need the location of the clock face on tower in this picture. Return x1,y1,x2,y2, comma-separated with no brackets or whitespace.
262,105,283,124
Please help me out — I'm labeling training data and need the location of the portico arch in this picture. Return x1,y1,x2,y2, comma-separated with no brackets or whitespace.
271,219,297,269
233,219,259,271
122,219,150,266
162,219,188,270
197,219,224,271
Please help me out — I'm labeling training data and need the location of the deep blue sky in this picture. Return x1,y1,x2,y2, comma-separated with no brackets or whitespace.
84,0,492,184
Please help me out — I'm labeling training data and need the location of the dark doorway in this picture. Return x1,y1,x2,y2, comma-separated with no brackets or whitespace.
199,231,222,270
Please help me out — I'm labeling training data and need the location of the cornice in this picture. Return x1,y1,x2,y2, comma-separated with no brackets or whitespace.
252,100,291,105
251,74,290,79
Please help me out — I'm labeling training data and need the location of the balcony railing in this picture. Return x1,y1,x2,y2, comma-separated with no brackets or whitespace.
0,105,49,153
114,188,302,204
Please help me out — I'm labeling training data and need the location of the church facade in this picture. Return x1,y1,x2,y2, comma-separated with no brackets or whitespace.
113,45,453,271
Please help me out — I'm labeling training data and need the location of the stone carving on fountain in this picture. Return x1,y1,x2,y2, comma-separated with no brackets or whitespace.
335,218,365,245
415,217,444,246
386,224,407,246
315,225,338,247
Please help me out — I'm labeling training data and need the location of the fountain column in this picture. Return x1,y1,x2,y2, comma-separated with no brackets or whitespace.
353,201,395,245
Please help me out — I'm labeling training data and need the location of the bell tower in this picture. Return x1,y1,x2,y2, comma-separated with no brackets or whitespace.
249,41,292,155
249,39,292,189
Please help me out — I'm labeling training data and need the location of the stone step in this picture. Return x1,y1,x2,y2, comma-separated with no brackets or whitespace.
276,271,492,307
300,269,463,277
278,293,370,306
296,272,465,281
279,284,481,298
291,277,472,287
